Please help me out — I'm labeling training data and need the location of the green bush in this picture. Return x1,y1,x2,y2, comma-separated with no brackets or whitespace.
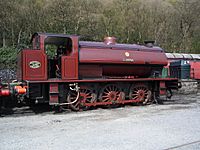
0,47,18,70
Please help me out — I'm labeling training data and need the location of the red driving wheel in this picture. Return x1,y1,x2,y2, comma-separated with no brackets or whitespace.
79,88,97,110
129,83,152,104
99,84,122,105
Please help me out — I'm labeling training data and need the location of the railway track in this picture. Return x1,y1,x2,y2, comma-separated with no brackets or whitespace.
164,140,200,150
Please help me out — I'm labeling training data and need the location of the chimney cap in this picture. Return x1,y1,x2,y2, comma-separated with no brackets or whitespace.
104,37,116,45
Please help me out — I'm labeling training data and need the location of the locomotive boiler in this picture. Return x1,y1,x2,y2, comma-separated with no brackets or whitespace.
0,33,178,111
79,39,167,78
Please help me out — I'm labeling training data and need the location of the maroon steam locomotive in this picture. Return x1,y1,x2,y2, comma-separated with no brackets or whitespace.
0,33,178,111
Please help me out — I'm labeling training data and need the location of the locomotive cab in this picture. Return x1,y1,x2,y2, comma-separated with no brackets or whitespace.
44,36,73,78
17,33,79,81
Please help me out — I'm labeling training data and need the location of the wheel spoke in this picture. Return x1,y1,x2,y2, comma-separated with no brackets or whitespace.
105,88,110,93
102,95,109,98
103,98,110,101
74,102,79,107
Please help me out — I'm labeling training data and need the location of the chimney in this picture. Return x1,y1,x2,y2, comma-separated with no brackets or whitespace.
104,37,116,45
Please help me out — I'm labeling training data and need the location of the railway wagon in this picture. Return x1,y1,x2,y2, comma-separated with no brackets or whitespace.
165,53,200,81
0,33,178,111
